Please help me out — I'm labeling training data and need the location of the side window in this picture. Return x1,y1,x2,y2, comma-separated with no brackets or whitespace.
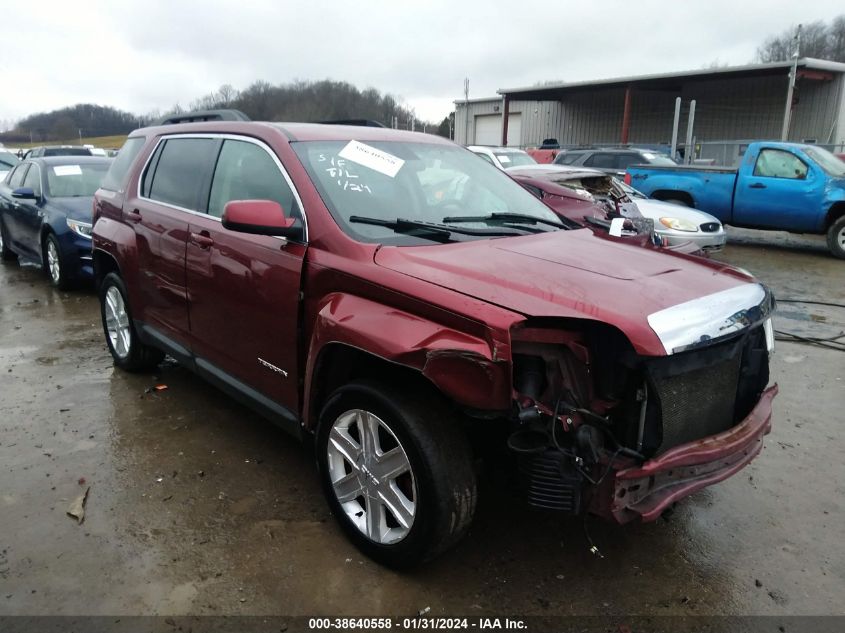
616,154,644,169
584,153,616,168
555,151,583,165
753,149,808,179
8,164,28,188
146,138,217,210
206,139,300,220
101,136,146,192
22,165,41,196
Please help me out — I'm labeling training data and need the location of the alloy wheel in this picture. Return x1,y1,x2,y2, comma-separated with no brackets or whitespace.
46,240,61,284
104,286,131,359
326,408,416,545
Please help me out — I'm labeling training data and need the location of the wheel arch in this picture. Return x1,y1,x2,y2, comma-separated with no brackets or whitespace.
93,248,122,288
824,201,845,230
302,294,512,433
651,189,695,207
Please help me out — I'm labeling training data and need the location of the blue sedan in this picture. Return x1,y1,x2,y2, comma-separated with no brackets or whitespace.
0,156,111,289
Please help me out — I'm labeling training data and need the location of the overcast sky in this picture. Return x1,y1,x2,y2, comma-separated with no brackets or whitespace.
1,0,842,126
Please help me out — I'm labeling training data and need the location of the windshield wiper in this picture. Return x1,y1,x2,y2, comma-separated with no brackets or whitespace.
441,212,576,230
349,216,529,240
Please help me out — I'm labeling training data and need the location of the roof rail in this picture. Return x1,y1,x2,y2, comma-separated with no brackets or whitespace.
155,109,251,125
319,119,387,128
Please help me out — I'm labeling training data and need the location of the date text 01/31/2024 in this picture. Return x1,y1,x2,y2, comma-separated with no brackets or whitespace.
308,617,527,630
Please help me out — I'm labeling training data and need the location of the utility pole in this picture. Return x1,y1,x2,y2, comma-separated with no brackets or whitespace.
463,78,470,144
670,97,681,160
781,24,801,141
684,100,696,165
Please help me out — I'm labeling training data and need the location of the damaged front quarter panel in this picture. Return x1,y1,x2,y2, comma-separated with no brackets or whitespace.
302,293,512,426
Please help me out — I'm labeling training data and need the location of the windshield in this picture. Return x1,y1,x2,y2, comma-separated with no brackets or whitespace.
804,146,845,177
45,163,109,197
496,152,536,167
293,140,563,245
43,147,92,157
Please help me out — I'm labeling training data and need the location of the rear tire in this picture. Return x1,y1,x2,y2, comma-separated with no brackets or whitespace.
827,216,845,260
0,219,16,261
99,272,164,372
316,379,476,568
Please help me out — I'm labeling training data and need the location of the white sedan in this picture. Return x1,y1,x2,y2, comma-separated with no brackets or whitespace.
467,145,538,170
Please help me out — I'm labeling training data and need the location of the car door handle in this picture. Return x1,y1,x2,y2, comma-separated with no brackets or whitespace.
749,183,767,189
126,209,143,223
190,232,214,248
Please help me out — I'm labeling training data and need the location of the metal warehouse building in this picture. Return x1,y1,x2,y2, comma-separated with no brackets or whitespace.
455,58,845,162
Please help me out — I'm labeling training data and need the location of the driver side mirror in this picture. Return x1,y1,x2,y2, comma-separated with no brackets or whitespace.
12,187,36,200
221,199,300,239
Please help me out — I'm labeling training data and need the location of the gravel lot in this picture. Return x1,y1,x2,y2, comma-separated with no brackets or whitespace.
0,227,843,621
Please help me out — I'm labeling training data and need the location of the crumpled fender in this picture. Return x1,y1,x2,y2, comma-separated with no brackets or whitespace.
302,293,511,427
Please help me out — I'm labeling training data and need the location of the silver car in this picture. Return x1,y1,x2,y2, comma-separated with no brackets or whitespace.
467,146,538,170
506,164,726,252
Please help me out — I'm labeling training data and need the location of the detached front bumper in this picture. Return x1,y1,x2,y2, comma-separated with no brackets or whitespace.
607,384,777,523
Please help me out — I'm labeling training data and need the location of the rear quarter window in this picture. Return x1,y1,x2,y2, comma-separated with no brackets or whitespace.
145,138,218,210
101,137,146,193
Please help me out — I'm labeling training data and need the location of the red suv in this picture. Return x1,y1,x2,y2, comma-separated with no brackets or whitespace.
92,118,777,567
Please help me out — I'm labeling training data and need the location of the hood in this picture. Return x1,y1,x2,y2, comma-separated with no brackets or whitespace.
374,229,759,356
633,198,721,225
47,196,94,222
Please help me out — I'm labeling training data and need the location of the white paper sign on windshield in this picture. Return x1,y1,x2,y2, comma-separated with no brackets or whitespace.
53,165,83,176
338,140,404,178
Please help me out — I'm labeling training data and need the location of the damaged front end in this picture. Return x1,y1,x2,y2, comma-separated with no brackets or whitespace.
507,284,776,523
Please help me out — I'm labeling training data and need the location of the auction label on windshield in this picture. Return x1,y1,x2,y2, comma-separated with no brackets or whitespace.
53,165,83,176
339,140,405,177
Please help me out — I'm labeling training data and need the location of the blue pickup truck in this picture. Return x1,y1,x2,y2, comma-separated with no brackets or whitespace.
626,142,845,258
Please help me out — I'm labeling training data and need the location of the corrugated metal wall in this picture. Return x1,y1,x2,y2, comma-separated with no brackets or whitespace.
455,71,845,148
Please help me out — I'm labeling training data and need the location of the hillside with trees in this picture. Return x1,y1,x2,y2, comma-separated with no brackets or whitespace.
1,80,452,144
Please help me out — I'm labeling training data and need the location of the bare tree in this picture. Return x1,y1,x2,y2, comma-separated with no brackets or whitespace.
216,84,239,106
830,15,845,60
755,16,845,62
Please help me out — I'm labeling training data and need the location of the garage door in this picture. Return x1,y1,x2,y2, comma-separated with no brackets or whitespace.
474,113,522,146
474,115,501,145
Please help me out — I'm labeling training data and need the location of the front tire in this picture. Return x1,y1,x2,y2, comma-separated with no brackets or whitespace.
827,216,845,260
43,233,71,289
316,380,477,568
99,272,164,372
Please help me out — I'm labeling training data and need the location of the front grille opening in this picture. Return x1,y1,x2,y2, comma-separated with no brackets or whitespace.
700,222,721,232
643,325,769,455
650,354,741,452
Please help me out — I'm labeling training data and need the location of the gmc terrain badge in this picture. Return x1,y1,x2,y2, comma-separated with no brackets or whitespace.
258,358,288,377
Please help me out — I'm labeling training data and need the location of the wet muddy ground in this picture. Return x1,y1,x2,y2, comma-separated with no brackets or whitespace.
0,227,843,619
